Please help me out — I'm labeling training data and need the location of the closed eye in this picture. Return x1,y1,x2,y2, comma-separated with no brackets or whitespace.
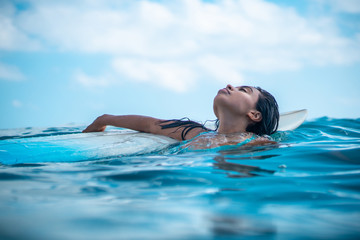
239,87,247,92
239,86,253,94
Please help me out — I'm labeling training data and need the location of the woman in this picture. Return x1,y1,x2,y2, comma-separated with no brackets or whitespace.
83,84,279,150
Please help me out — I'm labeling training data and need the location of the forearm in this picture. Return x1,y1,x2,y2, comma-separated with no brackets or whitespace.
83,114,204,141
102,114,159,132
83,114,160,133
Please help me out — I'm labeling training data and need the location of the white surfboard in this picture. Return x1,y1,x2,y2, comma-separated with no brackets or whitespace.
0,110,307,164
0,130,178,164
278,109,308,131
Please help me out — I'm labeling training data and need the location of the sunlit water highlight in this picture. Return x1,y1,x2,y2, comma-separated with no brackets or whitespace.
0,117,360,240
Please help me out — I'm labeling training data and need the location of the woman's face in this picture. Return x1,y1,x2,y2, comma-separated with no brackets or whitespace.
213,84,261,118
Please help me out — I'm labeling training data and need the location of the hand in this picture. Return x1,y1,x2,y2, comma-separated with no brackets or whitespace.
82,124,106,133
82,115,108,133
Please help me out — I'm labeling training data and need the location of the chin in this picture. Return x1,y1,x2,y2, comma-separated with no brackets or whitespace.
214,92,225,101
213,93,228,106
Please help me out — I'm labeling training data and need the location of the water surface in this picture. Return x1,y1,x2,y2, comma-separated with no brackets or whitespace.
1,117,360,240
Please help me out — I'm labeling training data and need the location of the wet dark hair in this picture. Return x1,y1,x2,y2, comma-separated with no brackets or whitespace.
159,118,210,140
246,87,279,135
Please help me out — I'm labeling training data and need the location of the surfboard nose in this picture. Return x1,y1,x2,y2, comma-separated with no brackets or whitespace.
278,109,308,131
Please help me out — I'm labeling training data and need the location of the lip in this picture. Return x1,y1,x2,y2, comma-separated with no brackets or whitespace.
218,88,230,95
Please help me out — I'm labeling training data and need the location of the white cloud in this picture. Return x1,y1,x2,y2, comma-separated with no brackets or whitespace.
0,2,41,51
74,70,112,88
112,58,196,93
0,62,26,81
1,0,360,91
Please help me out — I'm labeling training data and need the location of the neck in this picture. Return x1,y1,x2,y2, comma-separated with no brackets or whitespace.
217,115,249,134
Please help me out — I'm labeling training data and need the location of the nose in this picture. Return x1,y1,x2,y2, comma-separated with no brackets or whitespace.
226,84,234,91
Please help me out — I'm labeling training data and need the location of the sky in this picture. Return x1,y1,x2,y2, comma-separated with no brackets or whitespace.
1,0,360,129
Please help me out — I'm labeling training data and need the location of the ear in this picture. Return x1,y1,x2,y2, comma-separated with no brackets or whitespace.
248,110,262,123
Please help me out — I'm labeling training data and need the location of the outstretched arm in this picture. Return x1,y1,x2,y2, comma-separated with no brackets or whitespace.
82,114,158,133
82,114,204,141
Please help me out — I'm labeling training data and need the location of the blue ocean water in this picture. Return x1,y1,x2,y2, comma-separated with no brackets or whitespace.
0,117,360,240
